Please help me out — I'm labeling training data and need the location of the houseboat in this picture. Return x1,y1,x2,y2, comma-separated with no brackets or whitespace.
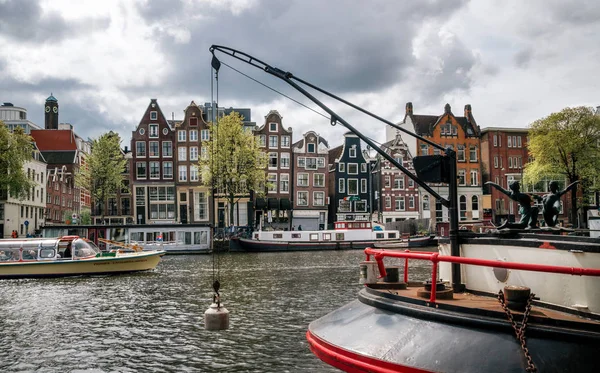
229,221,403,252
41,223,212,254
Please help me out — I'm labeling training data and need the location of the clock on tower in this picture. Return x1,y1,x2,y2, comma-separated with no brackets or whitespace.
44,93,59,129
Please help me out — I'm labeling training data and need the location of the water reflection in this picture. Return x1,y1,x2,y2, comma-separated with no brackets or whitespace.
0,249,434,372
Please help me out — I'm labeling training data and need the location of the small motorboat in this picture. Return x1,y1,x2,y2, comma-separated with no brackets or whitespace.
0,235,165,279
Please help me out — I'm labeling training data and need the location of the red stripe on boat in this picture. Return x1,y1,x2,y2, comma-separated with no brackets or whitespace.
306,330,435,373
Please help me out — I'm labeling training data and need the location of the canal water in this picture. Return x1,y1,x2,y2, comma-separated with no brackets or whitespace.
0,249,433,372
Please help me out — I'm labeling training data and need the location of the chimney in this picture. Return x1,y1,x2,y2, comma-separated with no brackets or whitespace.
124,146,129,153
464,104,472,119
444,103,451,114
406,102,413,115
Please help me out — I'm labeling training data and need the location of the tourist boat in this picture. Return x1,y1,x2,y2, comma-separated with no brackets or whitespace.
207,46,600,372
0,236,165,279
229,221,404,252
41,223,212,254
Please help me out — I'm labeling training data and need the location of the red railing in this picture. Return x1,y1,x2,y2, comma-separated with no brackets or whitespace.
364,247,600,304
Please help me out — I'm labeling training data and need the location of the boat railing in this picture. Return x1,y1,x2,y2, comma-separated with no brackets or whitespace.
364,248,600,304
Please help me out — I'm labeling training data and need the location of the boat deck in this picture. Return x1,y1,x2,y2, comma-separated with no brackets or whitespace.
371,284,600,326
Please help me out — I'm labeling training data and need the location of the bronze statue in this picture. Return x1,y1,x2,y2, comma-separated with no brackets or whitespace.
486,181,538,229
537,181,579,227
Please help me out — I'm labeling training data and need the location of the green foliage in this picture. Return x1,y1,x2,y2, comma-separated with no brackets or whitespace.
198,112,267,223
75,132,127,217
80,209,92,224
524,106,600,186
0,122,36,199
63,210,74,224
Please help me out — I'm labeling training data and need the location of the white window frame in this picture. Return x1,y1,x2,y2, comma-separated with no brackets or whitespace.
348,179,358,195
338,178,345,193
297,173,309,187
313,191,325,206
360,179,367,193
178,130,186,142
178,147,187,161
313,173,325,187
269,122,278,132
149,124,159,138
190,146,198,161
280,173,289,193
297,191,308,206
178,165,187,182
349,146,357,158
189,130,198,141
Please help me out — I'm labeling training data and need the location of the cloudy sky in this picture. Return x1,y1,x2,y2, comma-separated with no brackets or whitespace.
1,0,598,149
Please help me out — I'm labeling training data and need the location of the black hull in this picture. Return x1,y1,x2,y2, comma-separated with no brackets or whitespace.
308,287,600,373
229,237,405,252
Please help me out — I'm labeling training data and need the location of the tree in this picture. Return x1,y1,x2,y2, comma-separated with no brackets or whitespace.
75,132,127,219
523,106,600,226
199,112,267,226
0,122,36,199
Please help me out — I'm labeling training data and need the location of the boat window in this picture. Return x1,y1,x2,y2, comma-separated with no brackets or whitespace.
376,233,384,239
309,233,319,241
273,234,283,239
39,248,56,259
22,249,38,260
146,232,154,242
131,232,144,242
323,233,331,241
291,233,301,239
0,249,19,262
72,239,100,258
194,231,207,245
336,233,344,241
388,233,397,239
185,232,192,245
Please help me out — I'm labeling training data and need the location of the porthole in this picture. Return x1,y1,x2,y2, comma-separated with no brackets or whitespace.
162,128,169,135
139,128,145,135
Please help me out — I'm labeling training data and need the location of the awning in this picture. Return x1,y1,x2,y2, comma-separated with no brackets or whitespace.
279,198,291,211
267,198,279,210
255,198,267,210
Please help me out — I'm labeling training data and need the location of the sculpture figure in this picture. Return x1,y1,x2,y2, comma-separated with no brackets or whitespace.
538,181,579,227
486,181,538,229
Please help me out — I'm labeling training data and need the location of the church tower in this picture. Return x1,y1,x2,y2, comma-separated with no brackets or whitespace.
44,93,59,129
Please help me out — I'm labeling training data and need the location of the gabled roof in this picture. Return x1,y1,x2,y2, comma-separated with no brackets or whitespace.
30,129,77,151
41,150,76,165
403,103,480,137
328,145,343,164
291,131,330,149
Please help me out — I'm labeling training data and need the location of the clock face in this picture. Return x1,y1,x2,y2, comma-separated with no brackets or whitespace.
53,107,58,113
45,106,50,113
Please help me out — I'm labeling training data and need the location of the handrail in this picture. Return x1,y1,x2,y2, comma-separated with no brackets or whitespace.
364,247,600,304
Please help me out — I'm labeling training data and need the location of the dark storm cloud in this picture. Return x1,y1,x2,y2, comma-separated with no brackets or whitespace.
134,0,469,106
0,0,109,43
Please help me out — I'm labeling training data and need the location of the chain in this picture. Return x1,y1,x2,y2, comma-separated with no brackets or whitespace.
497,290,537,372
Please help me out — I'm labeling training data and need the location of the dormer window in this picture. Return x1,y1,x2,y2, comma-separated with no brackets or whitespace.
150,111,158,120
269,122,278,132
349,146,357,158
307,143,315,153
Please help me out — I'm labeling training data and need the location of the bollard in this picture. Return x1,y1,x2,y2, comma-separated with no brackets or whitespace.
359,261,378,284
384,267,400,282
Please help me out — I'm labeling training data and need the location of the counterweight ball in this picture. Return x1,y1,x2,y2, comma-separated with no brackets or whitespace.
204,303,230,331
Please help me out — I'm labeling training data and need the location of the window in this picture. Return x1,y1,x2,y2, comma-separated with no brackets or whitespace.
361,163,367,173
355,201,367,212
149,141,159,157
201,129,210,141
269,152,278,168
517,136,522,148
269,122,277,132
313,192,325,206
458,170,466,185
190,147,198,161
420,144,428,155
190,166,199,182
201,146,208,160
314,173,325,187
195,192,208,220
179,165,187,181
267,174,277,193
472,195,479,211
136,187,145,206
460,195,467,220
395,198,405,211
121,197,131,215
384,175,391,188
178,130,186,142
339,163,345,172
189,117,198,126
394,176,404,189
297,173,309,187
162,141,172,157
297,191,308,206
280,174,289,193
507,136,512,147
494,156,498,168
348,179,358,195
349,146,357,158
150,162,160,179
258,135,266,147
457,145,465,162
280,153,290,168
338,178,345,193
423,195,429,210
348,163,358,174
149,124,158,138
307,143,315,153
469,146,477,162
150,111,158,120
189,130,198,141
269,135,278,148
306,157,317,170
178,147,187,161
136,162,147,179
136,141,146,157
408,179,414,188
361,179,367,193
493,134,498,147
298,157,306,168
508,157,513,169
338,200,351,212
163,162,173,179
317,157,325,168
409,196,415,209
385,196,391,208
470,170,479,186
281,136,290,147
